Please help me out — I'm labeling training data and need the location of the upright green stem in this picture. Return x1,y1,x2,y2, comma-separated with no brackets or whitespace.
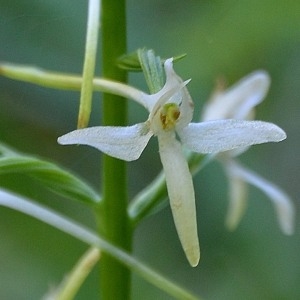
98,0,131,299
77,0,100,128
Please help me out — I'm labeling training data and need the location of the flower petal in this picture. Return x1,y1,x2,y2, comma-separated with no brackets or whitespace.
158,132,200,266
147,59,181,110
164,59,194,127
178,119,286,154
225,159,295,235
202,71,270,121
147,58,194,128
58,123,152,161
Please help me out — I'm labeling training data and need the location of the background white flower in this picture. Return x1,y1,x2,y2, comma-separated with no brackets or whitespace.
202,71,295,234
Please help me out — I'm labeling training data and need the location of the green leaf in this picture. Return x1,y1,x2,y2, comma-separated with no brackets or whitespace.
0,189,202,300
0,144,100,205
128,171,167,227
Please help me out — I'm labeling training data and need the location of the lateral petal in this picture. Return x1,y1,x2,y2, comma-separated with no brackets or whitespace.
58,123,152,161
158,132,200,266
178,119,286,154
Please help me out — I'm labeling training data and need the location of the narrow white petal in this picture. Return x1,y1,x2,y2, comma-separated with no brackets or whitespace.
223,161,248,231
58,123,152,161
226,160,295,235
158,132,200,266
179,119,286,154
202,71,270,121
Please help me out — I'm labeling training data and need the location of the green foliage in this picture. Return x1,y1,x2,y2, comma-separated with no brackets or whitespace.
117,48,186,74
0,143,100,205
138,48,165,93
0,190,201,300
0,0,299,299
117,51,144,71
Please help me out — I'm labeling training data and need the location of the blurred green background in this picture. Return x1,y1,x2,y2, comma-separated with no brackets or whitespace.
0,0,299,299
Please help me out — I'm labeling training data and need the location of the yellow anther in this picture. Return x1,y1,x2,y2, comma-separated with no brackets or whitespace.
160,103,180,130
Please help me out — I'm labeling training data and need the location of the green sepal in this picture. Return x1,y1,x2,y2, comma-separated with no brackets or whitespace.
117,51,142,71
117,48,186,73
138,48,164,93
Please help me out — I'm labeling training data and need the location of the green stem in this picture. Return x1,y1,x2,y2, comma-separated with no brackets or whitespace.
77,0,100,128
0,63,146,106
97,0,131,299
55,247,100,300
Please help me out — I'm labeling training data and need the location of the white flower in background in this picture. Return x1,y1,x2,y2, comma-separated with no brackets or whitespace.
202,72,295,235
58,59,287,266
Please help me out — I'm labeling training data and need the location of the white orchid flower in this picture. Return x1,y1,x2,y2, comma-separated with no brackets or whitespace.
202,71,295,235
58,59,287,266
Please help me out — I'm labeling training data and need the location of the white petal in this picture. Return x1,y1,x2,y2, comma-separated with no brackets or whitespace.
148,58,183,109
149,80,190,118
223,160,248,231
226,160,295,235
158,132,200,266
164,59,194,127
147,58,194,127
58,123,152,161
202,71,270,121
178,119,286,154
